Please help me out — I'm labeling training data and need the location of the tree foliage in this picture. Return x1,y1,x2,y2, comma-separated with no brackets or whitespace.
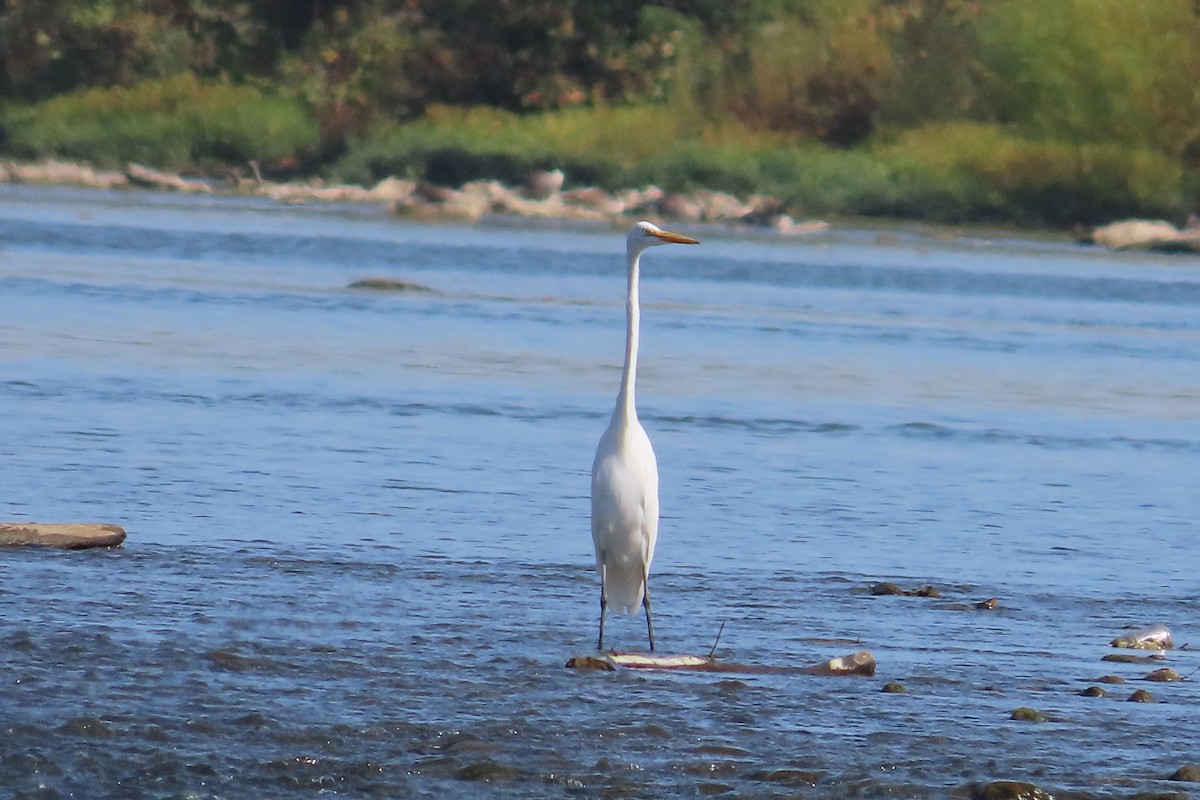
5,0,1198,152
1,0,1198,222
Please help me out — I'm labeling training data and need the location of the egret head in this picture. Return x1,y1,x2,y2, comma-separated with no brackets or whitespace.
627,221,700,255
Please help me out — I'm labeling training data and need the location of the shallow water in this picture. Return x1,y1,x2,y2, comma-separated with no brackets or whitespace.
2,185,1199,798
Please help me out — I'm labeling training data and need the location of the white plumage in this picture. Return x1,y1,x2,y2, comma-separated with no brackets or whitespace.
591,221,699,652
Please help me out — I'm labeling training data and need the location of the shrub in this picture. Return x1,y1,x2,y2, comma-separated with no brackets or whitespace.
3,74,320,170
336,108,1189,226
333,104,787,188
875,123,1185,224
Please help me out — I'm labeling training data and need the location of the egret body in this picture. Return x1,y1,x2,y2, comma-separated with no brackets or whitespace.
591,221,699,652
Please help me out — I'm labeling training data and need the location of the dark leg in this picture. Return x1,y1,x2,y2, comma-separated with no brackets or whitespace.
597,565,608,652
642,580,656,652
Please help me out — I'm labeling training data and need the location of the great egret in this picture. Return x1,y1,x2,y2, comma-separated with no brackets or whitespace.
591,221,699,652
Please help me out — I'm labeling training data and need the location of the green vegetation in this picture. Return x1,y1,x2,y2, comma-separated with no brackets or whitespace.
2,0,1198,226
4,75,320,170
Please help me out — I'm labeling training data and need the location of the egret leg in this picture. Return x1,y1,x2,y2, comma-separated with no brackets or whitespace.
597,565,608,652
642,581,656,652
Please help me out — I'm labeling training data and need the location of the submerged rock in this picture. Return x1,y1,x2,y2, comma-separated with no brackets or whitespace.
868,581,941,597
1169,764,1200,782
1009,707,1048,722
1143,668,1182,682
1078,686,1107,697
970,780,1055,800
742,767,821,787
1102,653,1165,664
881,681,908,693
346,277,432,293
1127,689,1156,703
454,759,521,782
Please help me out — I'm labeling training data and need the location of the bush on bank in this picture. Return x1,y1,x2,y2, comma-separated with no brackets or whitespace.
3,75,320,171
333,108,1189,226
1,80,1192,227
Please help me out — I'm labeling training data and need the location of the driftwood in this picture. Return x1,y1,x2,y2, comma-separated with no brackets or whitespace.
566,649,876,677
0,523,126,549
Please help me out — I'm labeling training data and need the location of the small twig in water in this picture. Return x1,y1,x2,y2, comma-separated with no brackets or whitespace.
707,622,726,660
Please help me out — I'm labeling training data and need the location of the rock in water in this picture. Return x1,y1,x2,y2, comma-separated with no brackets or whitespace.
346,277,432,293
971,780,1055,800
1110,623,1173,650
1169,764,1200,782
0,522,126,549
1089,219,1180,249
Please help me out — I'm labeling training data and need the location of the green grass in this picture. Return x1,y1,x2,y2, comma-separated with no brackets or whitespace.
3,75,320,170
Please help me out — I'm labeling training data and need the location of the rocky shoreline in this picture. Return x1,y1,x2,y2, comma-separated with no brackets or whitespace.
4,158,1199,252
0,159,828,234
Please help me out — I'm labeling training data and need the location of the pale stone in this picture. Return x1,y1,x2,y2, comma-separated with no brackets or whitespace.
126,163,212,193
0,522,126,549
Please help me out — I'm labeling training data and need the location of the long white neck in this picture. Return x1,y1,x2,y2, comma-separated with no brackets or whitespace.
614,247,642,422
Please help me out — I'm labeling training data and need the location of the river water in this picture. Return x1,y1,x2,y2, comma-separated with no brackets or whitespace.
1,185,1198,798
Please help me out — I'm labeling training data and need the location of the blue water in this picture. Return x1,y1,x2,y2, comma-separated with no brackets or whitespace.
2,184,1199,798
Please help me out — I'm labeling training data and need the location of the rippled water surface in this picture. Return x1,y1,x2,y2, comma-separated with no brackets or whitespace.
2,185,1199,798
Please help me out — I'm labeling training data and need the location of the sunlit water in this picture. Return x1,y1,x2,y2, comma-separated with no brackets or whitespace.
2,185,1199,798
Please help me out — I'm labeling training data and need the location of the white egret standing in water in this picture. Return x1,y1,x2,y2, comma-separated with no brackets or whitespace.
591,221,699,652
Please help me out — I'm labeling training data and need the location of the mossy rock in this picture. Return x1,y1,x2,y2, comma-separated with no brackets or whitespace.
1169,764,1200,782
347,277,433,293
971,779,1054,800
1010,707,1048,722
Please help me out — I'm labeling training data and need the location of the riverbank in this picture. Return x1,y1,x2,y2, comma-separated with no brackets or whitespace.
4,157,1199,252
0,158,828,234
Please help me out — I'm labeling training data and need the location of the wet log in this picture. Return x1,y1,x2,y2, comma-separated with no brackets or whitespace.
565,649,876,677
0,522,126,549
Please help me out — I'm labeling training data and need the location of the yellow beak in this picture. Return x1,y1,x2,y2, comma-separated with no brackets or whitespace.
647,228,700,245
